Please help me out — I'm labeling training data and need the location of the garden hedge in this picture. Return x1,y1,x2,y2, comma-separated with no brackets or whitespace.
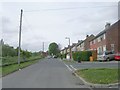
72,51,92,61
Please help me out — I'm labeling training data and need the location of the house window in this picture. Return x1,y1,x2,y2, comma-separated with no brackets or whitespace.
97,46,103,55
100,36,103,41
111,44,114,52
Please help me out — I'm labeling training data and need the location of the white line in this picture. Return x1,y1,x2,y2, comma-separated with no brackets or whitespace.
64,64,72,71
70,65,77,71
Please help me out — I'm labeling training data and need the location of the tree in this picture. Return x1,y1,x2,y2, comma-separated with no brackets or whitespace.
48,42,60,56
2,44,17,57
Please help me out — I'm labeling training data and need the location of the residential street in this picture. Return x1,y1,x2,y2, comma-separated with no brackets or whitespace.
64,60,119,69
2,58,91,88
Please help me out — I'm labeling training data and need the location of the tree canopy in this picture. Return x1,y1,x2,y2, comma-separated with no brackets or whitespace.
48,42,60,56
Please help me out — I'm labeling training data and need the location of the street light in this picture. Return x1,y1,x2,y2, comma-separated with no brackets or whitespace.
65,37,72,60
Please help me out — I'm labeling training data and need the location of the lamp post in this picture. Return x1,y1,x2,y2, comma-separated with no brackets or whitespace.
65,37,72,60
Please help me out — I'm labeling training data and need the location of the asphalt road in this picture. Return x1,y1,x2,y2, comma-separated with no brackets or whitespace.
2,58,91,88
64,60,119,69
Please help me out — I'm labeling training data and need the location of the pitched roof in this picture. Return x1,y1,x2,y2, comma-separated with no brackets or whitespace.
90,20,120,42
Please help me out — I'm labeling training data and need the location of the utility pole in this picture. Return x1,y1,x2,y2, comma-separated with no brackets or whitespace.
18,9,23,68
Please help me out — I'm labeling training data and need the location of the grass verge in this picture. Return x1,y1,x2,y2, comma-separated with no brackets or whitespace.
2,59,39,76
76,68,119,84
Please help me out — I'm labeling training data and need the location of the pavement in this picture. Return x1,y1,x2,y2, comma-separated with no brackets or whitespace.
2,58,91,88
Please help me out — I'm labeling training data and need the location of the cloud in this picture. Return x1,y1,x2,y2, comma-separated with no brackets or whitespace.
2,2,118,51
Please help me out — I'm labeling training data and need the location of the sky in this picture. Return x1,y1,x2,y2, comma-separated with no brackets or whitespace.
1,1,119,52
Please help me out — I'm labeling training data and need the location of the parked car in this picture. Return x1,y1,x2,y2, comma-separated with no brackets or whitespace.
97,51,115,61
114,52,120,61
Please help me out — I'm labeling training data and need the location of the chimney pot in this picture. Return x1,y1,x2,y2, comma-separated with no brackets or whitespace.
86,35,89,38
105,22,111,29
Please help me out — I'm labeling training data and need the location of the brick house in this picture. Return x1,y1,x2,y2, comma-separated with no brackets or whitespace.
75,40,83,51
76,35,95,51
90,20,120,54
71,43,77,52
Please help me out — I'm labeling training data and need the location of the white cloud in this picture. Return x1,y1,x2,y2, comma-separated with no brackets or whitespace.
1,2,118,52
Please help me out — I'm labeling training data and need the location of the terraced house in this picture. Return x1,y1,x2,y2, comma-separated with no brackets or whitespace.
76,35,95,51
90,20,120,54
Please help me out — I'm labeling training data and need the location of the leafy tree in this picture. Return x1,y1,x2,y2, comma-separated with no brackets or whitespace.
2,44,17,57
21,50,31,59
48,42,60,56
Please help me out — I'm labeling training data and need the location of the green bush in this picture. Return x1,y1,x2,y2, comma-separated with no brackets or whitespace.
72,52,80,61
72,51,92,61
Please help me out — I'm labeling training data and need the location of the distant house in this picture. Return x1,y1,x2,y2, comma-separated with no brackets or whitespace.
90,20,120,54
77,40,84,51
71,43,77,52
75,40,83,51
84,35,95,50
63,47,67,54
60,49,64,54
66,45,70,54
76,35,95,51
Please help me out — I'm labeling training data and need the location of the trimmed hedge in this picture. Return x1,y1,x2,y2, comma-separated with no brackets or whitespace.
72,51,92,61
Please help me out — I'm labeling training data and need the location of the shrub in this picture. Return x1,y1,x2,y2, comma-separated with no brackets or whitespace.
72,52,81,61
72,51,92,61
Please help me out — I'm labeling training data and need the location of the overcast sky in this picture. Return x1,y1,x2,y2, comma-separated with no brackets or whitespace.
1,1,119,52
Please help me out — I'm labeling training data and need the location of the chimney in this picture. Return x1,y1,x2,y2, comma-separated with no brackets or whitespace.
105,22,111,29
78,40,82,43
86,35,89,38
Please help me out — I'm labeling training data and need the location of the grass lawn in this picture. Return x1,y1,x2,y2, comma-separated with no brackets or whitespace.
2,56,42,66
76,68,119,84
0,67,2,76
2,60,39,76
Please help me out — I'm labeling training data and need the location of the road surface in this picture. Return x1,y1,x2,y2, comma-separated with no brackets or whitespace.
64,60,119,69
2,58,91,88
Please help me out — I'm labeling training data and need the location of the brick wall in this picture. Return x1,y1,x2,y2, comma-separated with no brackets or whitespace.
106,20,120,53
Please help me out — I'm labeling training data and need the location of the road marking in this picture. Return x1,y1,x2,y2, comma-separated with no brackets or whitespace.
70,65,77,71
64,64,72,71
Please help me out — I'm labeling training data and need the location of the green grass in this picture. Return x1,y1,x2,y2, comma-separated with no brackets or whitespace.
2,60,39,76
0,67,2,75
76,68,119,84
1,55,42,66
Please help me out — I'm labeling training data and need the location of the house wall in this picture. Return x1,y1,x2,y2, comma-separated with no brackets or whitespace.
76,45,80,51
106,20,120,53
84,35,95,50
79,42,85,51
90,33,106,54
90,20,120,54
